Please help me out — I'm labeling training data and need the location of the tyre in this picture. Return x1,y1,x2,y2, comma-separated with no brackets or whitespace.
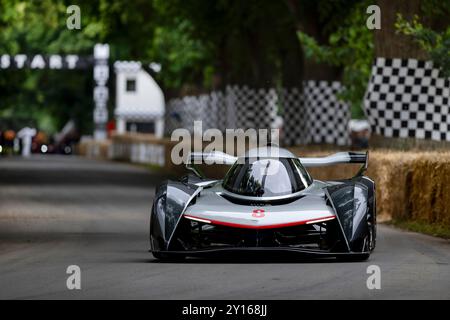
367,220,376,252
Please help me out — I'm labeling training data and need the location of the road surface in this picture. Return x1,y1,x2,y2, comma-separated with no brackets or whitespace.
0,155,449,299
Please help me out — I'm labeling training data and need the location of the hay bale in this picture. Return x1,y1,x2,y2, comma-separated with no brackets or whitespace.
289,149,450,224
367,151,413,222
407,153,450,226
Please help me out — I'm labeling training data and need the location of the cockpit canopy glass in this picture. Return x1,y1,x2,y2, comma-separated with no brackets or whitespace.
223,158,312,197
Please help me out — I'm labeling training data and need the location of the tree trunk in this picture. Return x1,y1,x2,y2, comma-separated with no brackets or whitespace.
285,0,342,81
375,0,428,59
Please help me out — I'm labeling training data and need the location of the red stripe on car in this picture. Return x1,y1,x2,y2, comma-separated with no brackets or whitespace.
184,214,336,229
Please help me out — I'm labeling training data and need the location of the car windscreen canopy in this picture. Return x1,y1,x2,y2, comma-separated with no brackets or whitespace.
223,158,312,197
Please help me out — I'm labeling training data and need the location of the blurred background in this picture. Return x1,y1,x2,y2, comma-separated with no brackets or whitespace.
0,0,449,151
0,0,449,299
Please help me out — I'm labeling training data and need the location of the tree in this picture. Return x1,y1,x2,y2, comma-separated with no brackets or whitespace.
395,1,450,77
0,0,103,134
155,0,304,89
374,0,427,59
295,0,373,118
0,0,160,134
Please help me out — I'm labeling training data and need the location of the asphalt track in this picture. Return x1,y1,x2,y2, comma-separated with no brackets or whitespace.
0,155,449,299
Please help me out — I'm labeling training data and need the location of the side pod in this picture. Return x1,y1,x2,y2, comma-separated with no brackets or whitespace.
150,181,199,252
326,178,374,253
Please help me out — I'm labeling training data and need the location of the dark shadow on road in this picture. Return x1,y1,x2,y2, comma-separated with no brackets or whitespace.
0,155,173,187
0,168,169,187
144,256,345,264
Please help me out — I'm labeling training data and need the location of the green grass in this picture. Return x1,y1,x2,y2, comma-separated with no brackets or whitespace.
389,220,450,239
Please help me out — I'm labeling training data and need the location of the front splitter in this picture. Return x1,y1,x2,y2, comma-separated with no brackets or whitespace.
153,247,370,260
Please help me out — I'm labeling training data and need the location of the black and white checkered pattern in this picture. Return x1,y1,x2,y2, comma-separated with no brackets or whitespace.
165,82,351,146
165,93,224,134
364,58,450,141
279,87,307,145
225,85,278,130
282,81,350,146
165,86,278,135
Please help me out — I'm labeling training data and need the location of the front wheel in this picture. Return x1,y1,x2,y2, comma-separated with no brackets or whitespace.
366,221,376,252
350,218,376,253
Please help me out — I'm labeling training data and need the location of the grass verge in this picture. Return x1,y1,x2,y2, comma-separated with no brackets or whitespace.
389,220,450,239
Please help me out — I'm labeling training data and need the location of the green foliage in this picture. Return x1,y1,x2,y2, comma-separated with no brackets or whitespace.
0,0,310,133
0,0,218,132
149,18,214,91
154,0,303,88
0,0,104,134
0,0,100,54
2,0,448,135
396,15,450,77
297,1,373,119
420,0,450,20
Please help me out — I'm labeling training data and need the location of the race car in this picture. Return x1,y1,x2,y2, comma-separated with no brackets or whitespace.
150,146,376,261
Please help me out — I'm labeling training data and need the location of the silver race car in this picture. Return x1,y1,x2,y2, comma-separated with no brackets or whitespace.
150,147,376,261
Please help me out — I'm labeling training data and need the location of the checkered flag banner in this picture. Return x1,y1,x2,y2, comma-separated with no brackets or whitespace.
364,58,450,142
225,85,278,130
165,82,351,146
282,81,351,146
165,86,278,135
165,91,226,134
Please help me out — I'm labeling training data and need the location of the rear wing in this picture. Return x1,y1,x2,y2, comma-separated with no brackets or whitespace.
185,150,369,178
299,151,368,176
187,151,237,165
186,151,237,178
